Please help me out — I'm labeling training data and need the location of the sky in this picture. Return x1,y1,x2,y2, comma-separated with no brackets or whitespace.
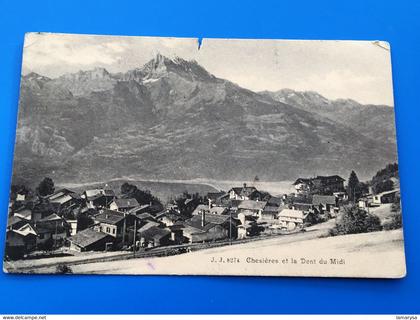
22,33,394,106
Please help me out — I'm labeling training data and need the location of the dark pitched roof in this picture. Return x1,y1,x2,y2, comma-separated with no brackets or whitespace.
186,214,237,231
292,195,313,204
128,204,152,214
314,175,345,182
192,204,228,216
294,175,345,186
38,213,63,223
159,212,183,222
262,205,279,213
95,210,125,225
279,209,306,219
291,203,313,211
69,229,112,249
230,186,258,197
312,195,337,205
238,200,267,211
138,226,170,241
113,198,139,209
138,221,161,233
136,212,155,221
8,216,26,228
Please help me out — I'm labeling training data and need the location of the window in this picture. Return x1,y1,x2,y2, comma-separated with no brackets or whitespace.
112,228,116,234
106,227,111,233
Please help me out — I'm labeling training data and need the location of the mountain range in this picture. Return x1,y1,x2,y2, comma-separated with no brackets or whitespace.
12,54,398,187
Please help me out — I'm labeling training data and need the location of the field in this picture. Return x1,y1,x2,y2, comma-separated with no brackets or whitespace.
67,229,405,278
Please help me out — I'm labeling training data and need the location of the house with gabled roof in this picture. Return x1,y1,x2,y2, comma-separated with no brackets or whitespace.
183,211,238,243
137,226,171,248
312,194,338,213
7,216,28,231
260,205,280,221
13,207,32,221
68,228,114,252
5,223,38,258
35,213,70,248
311,175,345,194
192,204,229,216
128,204,153,215
228,183,264,201
277,208,309,231
155,211,183,227
237,200,267,218
136,212,155,222
109,198,139,212
46,188,82,211
373,189,400,204
293,178,314,195
83,188,115,208
93,210,128,239
293,175,345,195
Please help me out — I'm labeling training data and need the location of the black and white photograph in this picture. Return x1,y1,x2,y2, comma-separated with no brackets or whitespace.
3,33,405,277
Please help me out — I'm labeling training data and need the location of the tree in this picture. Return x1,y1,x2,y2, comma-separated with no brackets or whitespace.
120,182,163,210
36,177,55,197
174,191,206,218
383,196,402,230
347,171,361,202
372,179,394,194
334,206,382,235
371,163,399,194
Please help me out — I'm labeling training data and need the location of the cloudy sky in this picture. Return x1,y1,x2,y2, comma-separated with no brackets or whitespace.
22,33,394,105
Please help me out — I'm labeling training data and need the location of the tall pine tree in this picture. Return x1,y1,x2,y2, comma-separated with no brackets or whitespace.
347,170,360,202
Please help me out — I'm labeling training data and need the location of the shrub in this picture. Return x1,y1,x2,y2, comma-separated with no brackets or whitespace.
56,263,73,274
334,206,382,235
383,213,403,230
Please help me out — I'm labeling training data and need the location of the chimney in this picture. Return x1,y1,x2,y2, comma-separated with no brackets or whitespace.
201,210,205,227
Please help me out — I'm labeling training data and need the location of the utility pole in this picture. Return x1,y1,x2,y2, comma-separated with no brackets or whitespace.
229,208,232,245
133,218,137,256
54,221,58,249
122,212,126,249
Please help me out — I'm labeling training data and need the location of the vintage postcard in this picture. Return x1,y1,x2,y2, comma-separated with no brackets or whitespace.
3,33,405,277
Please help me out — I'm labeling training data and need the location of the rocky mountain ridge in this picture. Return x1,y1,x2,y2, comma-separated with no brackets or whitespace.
13,54,398,187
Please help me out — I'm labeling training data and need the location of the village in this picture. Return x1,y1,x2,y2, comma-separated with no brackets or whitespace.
4,167,401,271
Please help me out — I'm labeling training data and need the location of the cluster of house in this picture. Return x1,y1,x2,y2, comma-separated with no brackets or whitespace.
5,175,355,258
357,189,400,209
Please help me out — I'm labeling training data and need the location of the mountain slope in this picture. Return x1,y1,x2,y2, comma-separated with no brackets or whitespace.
12,55,398,187
260,89,397,145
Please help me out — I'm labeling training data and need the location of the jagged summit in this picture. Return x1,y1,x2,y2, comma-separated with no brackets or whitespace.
139,53,214,82
23,72,51,81
59,67,112,81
